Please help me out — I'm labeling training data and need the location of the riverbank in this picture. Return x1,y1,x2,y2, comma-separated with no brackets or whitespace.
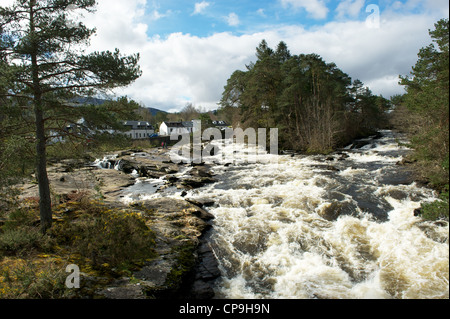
3,146,221,299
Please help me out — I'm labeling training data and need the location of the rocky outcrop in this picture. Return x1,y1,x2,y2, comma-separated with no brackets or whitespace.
95,198,219,299
19,148,221,300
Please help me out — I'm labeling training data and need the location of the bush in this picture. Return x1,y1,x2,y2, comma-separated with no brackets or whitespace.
0,208,54,257
0,258,71,299
49,201,157,273
420,187,449,221
0,198,157,298
0,227,43,255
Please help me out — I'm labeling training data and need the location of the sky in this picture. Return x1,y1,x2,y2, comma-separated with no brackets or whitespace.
2,0,449,112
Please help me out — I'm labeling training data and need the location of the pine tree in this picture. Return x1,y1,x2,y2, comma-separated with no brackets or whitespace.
0,0,142,232
400,18,449,187
219,40,383,153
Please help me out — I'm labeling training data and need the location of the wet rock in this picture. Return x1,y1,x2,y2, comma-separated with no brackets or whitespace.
414,208,422,217
164,175,179,183
138,165,149,177
98,282,146,299
181,177,217,189
187,233,220,299
191,208,215,222
185,198,215,208
318,201,358,221
337,153,350,161
350,140,372,149
377,167,414,185
118,150,133,157
326,165,340,172
120,160,136,174
396,158,417,166
190,167,213,178
385,189,409,200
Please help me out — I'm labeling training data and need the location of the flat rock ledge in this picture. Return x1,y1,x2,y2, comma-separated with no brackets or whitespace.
95,198,219,300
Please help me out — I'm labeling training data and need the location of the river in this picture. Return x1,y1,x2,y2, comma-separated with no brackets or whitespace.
123,130,449,299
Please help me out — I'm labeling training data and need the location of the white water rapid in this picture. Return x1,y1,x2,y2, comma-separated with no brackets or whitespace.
124,130,450,299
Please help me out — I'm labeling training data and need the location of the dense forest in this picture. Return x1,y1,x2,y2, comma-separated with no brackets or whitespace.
218,40,390,153
392,18,449,219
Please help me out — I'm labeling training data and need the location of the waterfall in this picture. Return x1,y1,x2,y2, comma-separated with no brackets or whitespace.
189,130,448,299
92,155,120,170
111,130,449,299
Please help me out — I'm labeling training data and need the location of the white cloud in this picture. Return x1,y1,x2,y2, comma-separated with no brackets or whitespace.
226,12,240,26
83,0,148,52
0,0,15,7
192,1,211,15
335,0,365,19
385,0,449,17
149,9,172,21
135,15,438,111
74,0,448,112
279,0,329,19
257,8,267,17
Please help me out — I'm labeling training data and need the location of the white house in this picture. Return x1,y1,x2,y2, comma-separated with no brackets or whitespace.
123,121,154,139
159,121,197,136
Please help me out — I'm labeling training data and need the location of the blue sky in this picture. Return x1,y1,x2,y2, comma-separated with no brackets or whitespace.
143,0,440,37
144,0,337,37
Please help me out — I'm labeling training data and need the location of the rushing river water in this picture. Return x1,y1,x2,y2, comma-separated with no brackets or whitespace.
122,130,449,299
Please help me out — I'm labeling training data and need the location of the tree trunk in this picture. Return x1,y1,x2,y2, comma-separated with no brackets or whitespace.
29,0,52,233
35,103,52,233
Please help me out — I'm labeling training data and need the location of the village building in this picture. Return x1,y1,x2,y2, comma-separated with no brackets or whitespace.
123,121,155,139
212,120,229,130
159,121,197,136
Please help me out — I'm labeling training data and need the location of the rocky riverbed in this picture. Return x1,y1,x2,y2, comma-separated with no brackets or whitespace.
18,147,220,299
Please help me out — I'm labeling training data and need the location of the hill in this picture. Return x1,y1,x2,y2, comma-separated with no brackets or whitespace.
73,97,167,116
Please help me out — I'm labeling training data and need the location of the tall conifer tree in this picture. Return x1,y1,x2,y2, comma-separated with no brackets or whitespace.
0,0,142,232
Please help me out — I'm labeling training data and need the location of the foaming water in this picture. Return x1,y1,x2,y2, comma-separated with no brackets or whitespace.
189,130,449,299
119,130,449,299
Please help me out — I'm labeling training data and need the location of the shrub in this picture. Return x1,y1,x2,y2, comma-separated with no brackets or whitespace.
0,227,42,255
50,201,157,272
420,187,449,221
0,258,71,299
0,208,55,257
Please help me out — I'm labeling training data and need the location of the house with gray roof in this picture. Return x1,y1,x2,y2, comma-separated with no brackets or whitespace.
123,121,154,139
159,120,197,136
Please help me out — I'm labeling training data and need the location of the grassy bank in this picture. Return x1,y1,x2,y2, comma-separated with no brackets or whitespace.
0,194,157,299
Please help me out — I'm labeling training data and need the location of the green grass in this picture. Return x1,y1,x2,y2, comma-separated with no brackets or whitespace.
0,198,157,298
420,186,449,221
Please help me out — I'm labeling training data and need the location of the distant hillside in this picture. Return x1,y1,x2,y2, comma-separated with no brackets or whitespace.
146,107,168,116
73,97,167,116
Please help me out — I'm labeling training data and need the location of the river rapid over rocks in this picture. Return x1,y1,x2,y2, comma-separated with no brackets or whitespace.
123,130,448,299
